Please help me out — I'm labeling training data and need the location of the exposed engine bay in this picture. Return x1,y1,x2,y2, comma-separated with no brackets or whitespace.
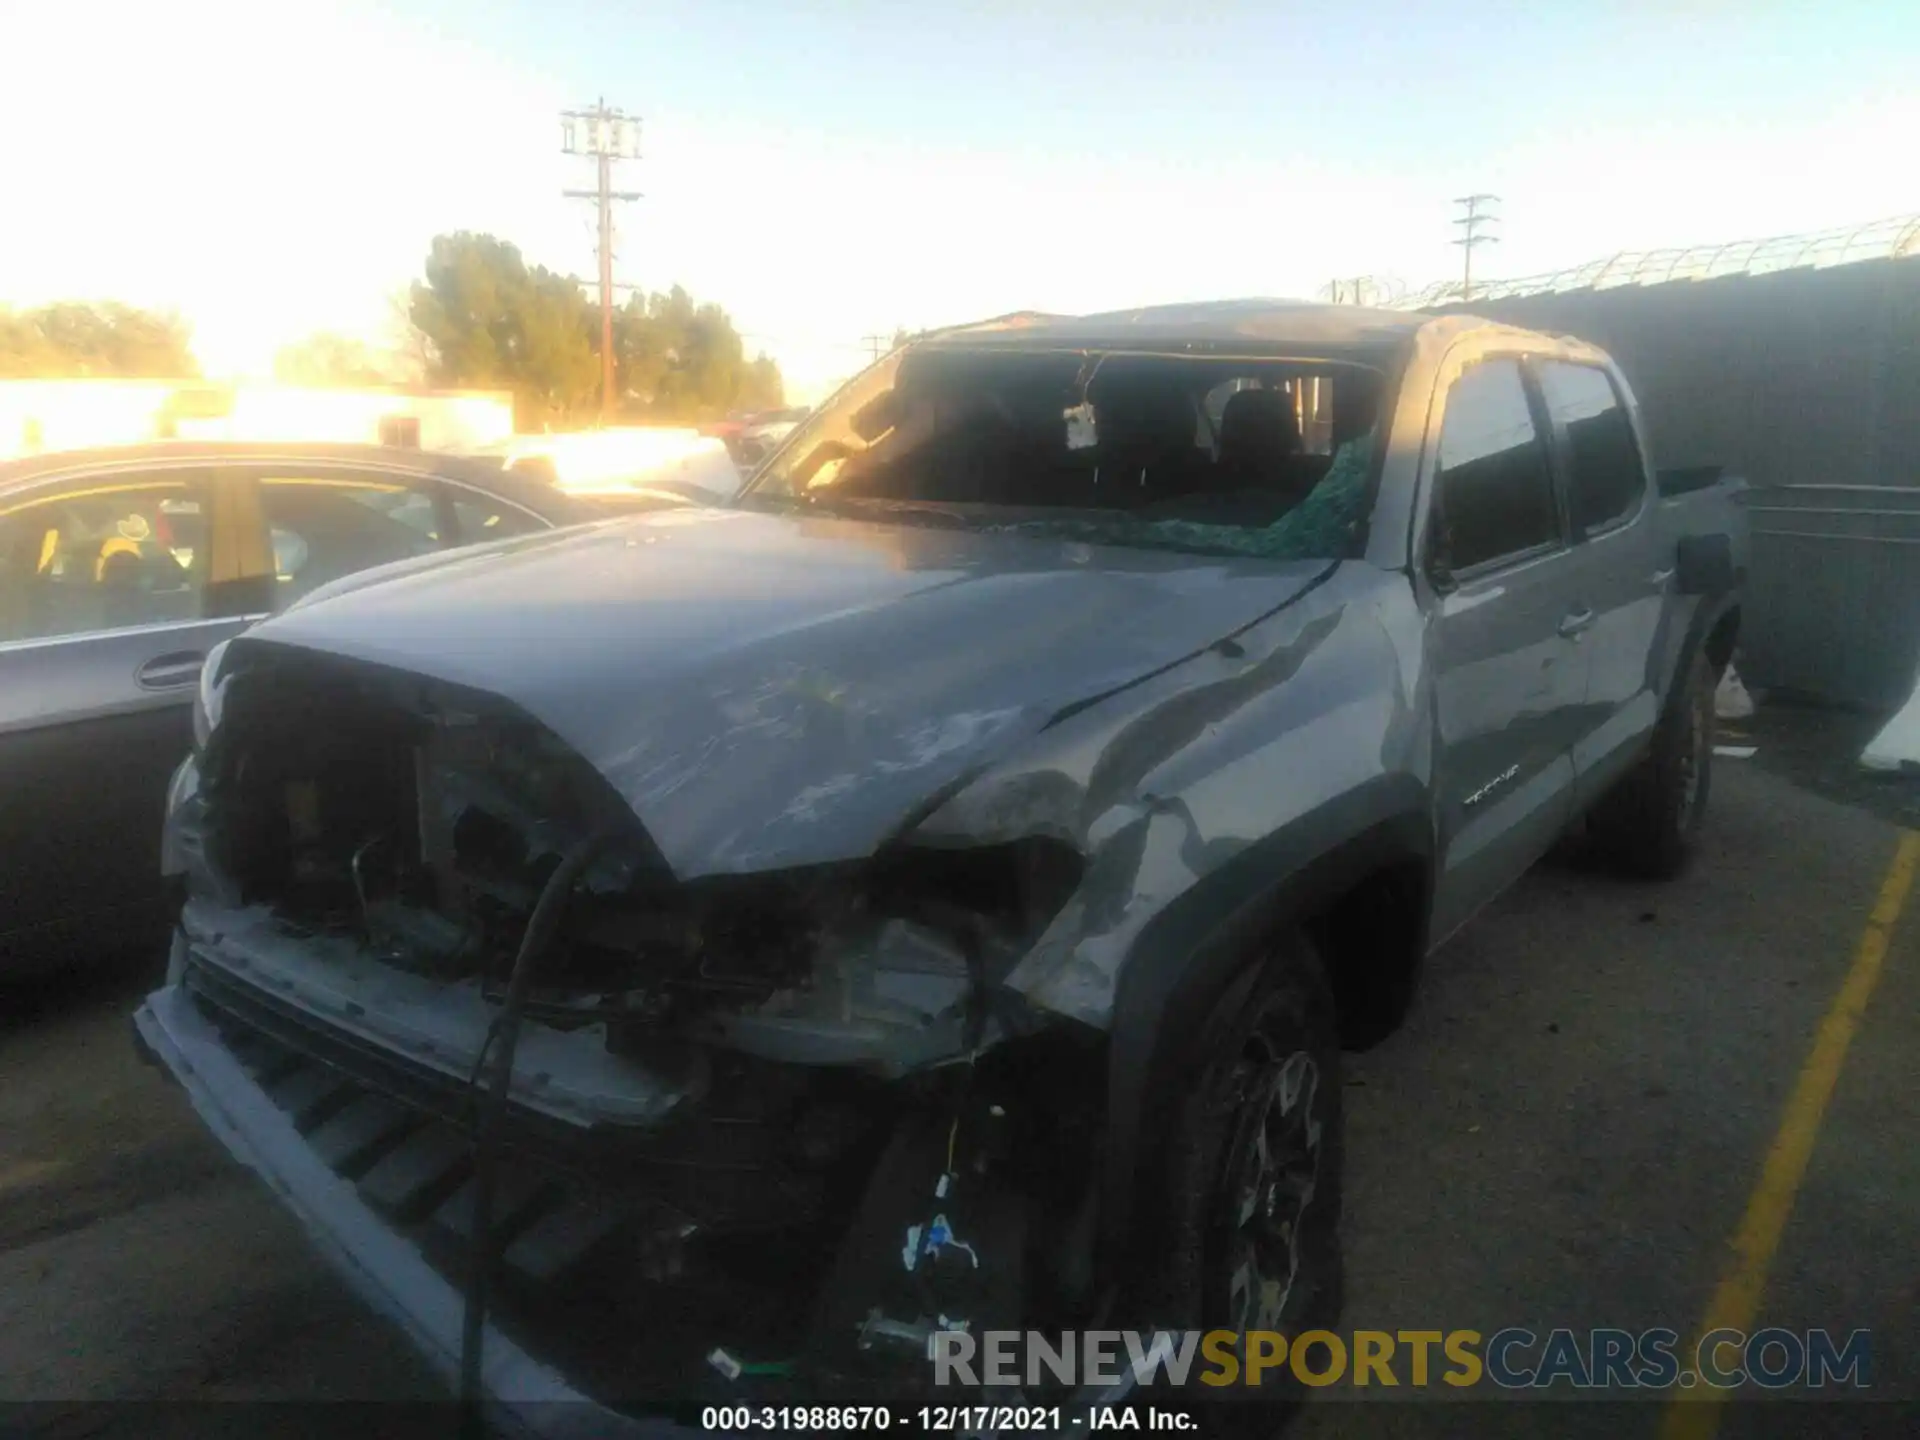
179,643,1109,1412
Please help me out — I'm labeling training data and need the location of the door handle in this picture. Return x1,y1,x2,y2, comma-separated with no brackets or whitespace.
1649,567,1675,586
1558,608,1595,638
136,650,206,691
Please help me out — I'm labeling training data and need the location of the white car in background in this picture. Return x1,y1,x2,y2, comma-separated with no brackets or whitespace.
470,428,745,505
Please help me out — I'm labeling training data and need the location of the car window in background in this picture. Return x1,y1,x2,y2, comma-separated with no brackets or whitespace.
1433,359,1561,573
256,474,442,605
0,475,209,644
1536,361,1646,535
451,494,546,544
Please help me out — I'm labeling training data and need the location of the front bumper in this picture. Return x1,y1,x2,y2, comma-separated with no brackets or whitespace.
137,939,1132,1438
133,980,672,1440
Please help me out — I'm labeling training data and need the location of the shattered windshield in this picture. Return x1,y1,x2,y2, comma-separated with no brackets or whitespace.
741,345,1386,560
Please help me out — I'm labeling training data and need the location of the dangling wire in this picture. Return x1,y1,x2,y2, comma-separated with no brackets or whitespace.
457,830,614,1437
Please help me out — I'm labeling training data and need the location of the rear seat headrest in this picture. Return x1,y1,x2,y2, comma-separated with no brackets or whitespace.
1218,388,1301,467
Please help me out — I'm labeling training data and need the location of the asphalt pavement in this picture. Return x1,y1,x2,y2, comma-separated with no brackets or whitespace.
1,747,1913,1438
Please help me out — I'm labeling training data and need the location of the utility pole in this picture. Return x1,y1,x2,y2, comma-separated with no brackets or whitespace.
861,333,889,363
1452,194,1500,302
562,100,642,424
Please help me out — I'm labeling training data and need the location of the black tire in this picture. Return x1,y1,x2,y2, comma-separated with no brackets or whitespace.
1141,930,1344,1434
1587,650,1716,880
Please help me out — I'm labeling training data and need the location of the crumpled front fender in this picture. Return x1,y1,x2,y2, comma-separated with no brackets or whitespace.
909,563,1430,1032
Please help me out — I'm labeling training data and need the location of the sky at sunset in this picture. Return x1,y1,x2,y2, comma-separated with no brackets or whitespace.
2,0,1914,400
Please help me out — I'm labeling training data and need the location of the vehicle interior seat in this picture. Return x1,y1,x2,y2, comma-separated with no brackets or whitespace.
1091,382,1207,506
976,384,1080,507
1217,387,1315,510
98,548,149,626
93,536,143,582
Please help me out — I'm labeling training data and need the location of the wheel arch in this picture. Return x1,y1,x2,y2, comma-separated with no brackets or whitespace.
1097,772,1432,1263
1702,600,1741,676
1662,594,1740,722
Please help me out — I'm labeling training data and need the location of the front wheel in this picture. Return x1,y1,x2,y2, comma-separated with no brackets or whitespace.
1143,932,1345,1429
1587,650,1716,879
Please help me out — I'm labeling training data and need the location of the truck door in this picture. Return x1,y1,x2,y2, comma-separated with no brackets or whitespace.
1424,356,1587,944
1531,359,1668,811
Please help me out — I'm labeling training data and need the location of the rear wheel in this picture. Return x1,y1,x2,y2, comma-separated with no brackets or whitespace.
1142,931,1344,1431
1587,650,1716,879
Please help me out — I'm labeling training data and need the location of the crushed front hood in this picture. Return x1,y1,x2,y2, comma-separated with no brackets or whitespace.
240,507,1332,877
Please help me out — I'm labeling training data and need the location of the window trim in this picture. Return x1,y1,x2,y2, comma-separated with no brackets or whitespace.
239,465,455,604
1424,352,1570,585
231,462,548,541
1532,358,1649,544
440,477,552,544
0,613,246,657
173,456,548,541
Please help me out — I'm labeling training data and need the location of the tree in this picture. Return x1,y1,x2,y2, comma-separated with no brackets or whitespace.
0,302,197,378
408,232,599,428
381,286,433,385
612,285,783,421
0,312,53,376
274,331,406,387
742,355,784,411
403,231,783,428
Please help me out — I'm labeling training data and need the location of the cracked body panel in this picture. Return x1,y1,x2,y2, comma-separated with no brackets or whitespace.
246,511,1339,881
915,563,1428,1028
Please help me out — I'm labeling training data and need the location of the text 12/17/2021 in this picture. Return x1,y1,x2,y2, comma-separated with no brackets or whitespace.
698,1405,1198,1432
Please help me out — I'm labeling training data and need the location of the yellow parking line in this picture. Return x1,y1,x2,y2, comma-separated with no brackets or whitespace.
1663,828,1920,1439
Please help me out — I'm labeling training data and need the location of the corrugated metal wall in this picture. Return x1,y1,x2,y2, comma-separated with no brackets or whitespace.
1432,257,1920,708
1741,486,1920,710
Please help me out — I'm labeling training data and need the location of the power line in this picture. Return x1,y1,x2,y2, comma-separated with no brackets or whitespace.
561,99,643,423
1452,194,1500,303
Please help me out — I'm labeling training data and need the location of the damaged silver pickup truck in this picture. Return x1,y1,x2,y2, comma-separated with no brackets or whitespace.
134,302,1745,1433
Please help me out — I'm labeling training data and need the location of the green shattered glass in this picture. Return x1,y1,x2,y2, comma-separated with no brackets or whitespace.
986,433,1376,561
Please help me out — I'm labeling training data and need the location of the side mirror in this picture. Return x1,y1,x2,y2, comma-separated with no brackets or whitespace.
1675,533,1734,596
